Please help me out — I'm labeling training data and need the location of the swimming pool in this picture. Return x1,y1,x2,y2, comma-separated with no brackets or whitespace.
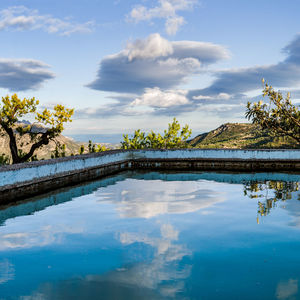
0,171,299,299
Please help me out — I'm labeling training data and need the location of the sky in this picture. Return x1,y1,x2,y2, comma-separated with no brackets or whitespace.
0,0,299,138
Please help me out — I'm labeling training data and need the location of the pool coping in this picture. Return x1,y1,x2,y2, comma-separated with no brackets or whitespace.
0,149,299,203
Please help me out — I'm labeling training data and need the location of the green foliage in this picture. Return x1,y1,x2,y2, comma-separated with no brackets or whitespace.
0,94,38,126
246,80,300,144
95,144,109,152
0,94,74,164
85,140,109,154
17,148,38,162
121,118,192,150
88,140,96,153
79,145,85,155
35,104,74,136
163,118,192,148
0,153,10,165
51,143,66,159
122,130,147,149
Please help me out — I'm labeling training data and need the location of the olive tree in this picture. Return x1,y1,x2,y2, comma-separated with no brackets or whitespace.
245,80,300,144
0,94,74,164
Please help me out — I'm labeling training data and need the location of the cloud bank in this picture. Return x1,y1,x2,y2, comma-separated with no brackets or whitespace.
87,33,229,94
0,58,55,91
191,33,300,98
128,0,198,35
84,34,300,120
0,6,95,36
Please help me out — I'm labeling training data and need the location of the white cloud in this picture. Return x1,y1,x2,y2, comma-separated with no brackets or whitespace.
172,40,230,62
192,34,300,98
88,33,229,93
166,15,185,35
132,87,189,107
0,6,95,36
128,0,198,35
193,92,231,100
85,34,230,118
0,58,55,91
126,33,173,61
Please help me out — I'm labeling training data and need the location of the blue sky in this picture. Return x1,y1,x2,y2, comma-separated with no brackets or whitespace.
0,0,299,137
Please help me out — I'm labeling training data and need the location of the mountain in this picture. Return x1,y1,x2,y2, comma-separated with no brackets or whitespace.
189,123,298,149
1,122,297,162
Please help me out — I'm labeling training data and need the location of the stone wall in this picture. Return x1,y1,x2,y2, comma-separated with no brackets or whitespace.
0,149,299,203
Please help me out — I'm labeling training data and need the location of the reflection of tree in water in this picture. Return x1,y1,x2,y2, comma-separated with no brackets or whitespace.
243,181,300,223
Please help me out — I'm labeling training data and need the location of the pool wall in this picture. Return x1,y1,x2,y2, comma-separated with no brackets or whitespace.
0,149,299,203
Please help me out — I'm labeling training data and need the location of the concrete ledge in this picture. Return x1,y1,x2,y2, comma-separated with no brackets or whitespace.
0,149,299,203
0,160,131,203
132,158,300,172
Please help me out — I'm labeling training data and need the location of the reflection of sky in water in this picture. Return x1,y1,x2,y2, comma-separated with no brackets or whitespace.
0,259,14,285
0,171,299,300
96,179,224,218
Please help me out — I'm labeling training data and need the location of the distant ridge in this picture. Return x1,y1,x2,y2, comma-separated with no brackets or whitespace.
189,123,298,149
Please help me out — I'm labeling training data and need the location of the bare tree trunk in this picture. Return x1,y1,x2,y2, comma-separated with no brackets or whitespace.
20,133,50,163
0,122,51,164
0,123,20,164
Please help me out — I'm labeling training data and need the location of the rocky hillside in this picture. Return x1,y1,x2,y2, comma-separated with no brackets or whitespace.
189,123,298,149
0,123,81,161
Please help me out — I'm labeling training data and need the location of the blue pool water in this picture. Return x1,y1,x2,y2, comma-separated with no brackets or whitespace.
0,171,300,300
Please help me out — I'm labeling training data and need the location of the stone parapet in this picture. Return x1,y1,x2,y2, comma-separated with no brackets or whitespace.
0,149,299,203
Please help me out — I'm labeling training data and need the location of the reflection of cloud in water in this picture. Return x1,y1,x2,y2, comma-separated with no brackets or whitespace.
120,223,188,260
20,223,191,300
0,224,83,251
276,279,298,300
96,179,224,218
0,259,14,284
95,186,194,298
284,200,300,228
21,280,163,300
115,223,191,298
161,223,178,240
273,191,300,228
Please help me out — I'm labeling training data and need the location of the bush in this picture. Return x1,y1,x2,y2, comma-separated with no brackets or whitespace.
121,118,192,149
0,153,10,165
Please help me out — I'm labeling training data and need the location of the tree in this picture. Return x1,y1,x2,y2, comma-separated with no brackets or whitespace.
122,129,147,149
79,145,85,155
0,94,74,164
87,140,108,153
245,80,300,144
121,118,192,149
51,142,66,159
